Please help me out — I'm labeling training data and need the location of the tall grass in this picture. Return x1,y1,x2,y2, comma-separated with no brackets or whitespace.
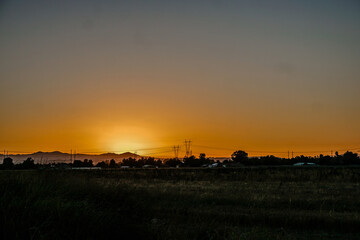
0,167,359,239
0,171,152,240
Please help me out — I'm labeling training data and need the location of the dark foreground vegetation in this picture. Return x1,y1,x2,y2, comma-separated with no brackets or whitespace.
1,150,359,170
1,167,360,239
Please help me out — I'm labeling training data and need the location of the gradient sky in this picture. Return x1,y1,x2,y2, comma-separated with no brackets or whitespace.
1,0,359,157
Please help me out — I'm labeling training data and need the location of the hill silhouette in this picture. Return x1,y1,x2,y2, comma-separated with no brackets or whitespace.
4,151,141,163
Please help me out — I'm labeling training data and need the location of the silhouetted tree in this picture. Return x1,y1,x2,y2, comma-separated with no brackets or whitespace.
109,159,117,168
294,155,311,163
183,155,201,167
318,155,333,165
164,158,182,167
343,151,359,165
84,159,93,167
231,150,248,164
145,157,156,166
96,161,108,168
122,158,137,167
259,155,282,165
21,157,35,169
2,157,14,169
73,160,83,167
183,155,213,167
137,158,146,167
155,159,163,167
223,159,230,164
334,151,343,165
72,159,94,168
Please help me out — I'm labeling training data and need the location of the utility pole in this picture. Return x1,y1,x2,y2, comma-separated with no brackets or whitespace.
173,145,180,159
184,140,192,158
288,151,290,159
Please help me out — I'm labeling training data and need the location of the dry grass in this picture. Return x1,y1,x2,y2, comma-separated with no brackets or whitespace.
0,167,359,239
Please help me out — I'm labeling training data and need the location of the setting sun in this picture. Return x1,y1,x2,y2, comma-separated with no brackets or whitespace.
0,0,359,158
94,125,157,154
1,1,360,239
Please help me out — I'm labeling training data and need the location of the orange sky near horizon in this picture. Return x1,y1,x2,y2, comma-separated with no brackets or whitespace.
0,1,360,158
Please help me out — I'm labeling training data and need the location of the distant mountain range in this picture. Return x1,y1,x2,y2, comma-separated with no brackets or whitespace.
2,151,141,164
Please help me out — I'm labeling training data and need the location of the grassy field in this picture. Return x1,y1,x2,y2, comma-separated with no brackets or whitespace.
0,167,359,239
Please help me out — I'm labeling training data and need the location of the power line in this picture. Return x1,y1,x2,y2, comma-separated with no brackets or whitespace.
3,145,360,159
184,139,192,157
173,145,180,159
143,149,174,156
192,144,360,154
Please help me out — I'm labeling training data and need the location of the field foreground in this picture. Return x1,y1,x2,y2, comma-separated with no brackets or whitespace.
0,167,359,239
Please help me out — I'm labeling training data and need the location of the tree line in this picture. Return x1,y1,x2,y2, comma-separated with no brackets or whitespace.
228,150,360,166
0,150,359,170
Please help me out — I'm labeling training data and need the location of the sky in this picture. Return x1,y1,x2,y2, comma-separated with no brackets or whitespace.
0,0,359,158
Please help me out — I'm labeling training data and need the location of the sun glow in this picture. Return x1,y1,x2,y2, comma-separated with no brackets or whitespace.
108,138,148,153
96,125,157,154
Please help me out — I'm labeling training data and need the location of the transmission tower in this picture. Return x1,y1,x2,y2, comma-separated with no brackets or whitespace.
184,140,192,158
173,145,180,159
